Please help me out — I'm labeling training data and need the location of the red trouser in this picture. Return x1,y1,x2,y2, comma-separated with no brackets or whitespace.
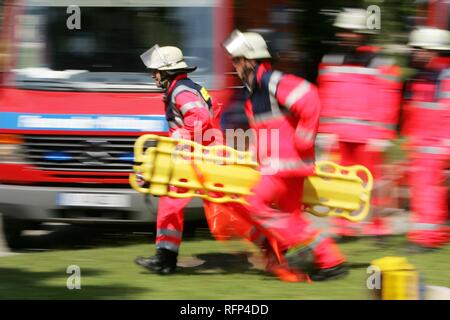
408,155,449,248
331,141,390,236
230,174,345,270
155,196,191,253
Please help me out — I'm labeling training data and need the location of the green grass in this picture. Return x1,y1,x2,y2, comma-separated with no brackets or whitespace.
0,235,449,299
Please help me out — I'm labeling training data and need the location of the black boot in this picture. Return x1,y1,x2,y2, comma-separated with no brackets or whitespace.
135,248,178,275
309,263,349,281
284,247,316,275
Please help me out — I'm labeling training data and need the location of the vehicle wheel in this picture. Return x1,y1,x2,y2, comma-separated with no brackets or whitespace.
1,215,27,250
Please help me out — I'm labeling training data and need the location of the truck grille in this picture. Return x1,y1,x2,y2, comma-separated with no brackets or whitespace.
23,135,138,172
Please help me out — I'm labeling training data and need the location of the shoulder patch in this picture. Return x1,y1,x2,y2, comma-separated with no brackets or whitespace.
200,87,211,101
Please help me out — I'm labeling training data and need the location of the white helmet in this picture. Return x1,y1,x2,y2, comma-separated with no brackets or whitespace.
333,8,375,34
223,30,271,60
408,27,450,51
140,45,196,72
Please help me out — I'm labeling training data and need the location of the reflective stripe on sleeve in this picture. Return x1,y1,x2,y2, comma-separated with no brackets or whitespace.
284,81,311,110
268,71,283,97
180,101,207,115
268,71,283,118
253,109,290,123
171,85,201,104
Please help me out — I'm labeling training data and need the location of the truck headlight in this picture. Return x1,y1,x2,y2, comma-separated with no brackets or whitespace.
0,134,26,163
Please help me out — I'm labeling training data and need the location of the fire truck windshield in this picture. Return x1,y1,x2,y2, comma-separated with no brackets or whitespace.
12,3,215,91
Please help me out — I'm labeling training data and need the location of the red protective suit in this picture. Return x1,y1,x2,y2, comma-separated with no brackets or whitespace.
402,57,450,248
155,74,214,253
226,62,345,274
317,46,402,237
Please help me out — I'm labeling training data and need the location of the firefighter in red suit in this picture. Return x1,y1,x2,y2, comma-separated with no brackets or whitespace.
317,9,402,239
403,28,450,252
135,45,216,274
223,30,348,281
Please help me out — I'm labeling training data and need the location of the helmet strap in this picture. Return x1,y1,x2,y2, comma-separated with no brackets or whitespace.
159,71,172,89
242,60,257,92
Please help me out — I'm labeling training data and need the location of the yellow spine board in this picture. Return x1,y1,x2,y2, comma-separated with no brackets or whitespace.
304,161,373,222
130,135,373,222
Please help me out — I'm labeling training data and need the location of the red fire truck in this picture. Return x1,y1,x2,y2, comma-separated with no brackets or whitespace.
425,0,449,29
0,0,233,248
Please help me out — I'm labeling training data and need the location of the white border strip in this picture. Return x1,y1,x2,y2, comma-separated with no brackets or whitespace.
24,0,218,7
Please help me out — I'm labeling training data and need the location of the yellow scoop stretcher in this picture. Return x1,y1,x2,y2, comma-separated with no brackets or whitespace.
130,134,373,222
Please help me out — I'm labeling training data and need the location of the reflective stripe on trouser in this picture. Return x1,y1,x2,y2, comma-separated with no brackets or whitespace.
411,101,447,111
227,175,345,268
285,232,346,269
155,196,192,252
415,146,449,157
408,156,449,248
320,117,396,131
310,236,346,269
261,157,316,173
411,223,443,231
286,232,329,254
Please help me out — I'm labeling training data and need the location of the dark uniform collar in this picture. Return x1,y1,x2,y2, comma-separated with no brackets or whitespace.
246,62,272,95
167,73,188,95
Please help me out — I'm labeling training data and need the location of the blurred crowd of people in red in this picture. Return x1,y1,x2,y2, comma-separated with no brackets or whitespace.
313,8,449,253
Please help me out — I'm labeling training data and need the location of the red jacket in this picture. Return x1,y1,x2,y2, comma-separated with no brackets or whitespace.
244,62,321,176
402,57,450,158
165,74,213,142
317,47,402,142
